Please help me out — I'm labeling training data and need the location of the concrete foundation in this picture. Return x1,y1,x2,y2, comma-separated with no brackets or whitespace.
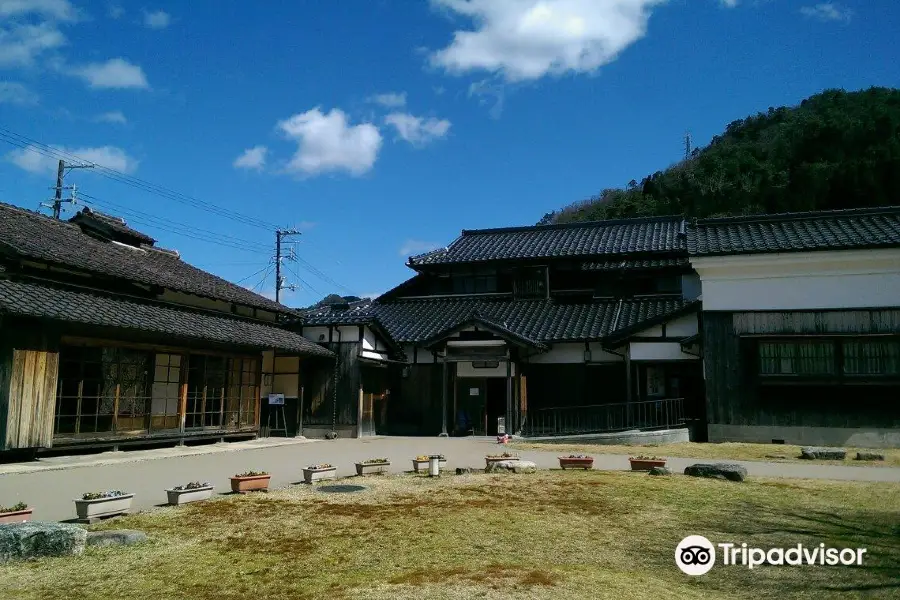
708,424,900,449
299,425,358,439
524,427,690,446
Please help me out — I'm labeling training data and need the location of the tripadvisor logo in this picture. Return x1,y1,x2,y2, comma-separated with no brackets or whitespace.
675,535,868,575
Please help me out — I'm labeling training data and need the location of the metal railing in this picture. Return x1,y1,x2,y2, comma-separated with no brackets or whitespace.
522,397,685,437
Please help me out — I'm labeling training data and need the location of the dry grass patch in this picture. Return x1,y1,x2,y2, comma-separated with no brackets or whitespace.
511,441,900,467
0,472,898,600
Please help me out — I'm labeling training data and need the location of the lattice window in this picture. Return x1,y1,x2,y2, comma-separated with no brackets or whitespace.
758,341,835,376
843,340,900,375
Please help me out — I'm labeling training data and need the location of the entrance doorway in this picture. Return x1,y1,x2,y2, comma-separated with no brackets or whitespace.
454,376,508,436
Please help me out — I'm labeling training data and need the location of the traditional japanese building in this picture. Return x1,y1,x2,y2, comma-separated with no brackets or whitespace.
0,203,333,454
300,215,704,439
300,206,900,448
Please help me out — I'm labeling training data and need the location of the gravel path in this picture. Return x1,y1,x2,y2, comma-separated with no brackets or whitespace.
2,436,898,522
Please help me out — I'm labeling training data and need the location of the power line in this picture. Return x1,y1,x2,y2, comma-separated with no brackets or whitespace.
285,260,322,297
251,264,275,293
0,127,280,230
235,263,274,285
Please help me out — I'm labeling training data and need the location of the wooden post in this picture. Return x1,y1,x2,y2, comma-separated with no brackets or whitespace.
439,356,448,437
505,357,512,434
296,385,304,437
178,382,188,446
112,383,120,433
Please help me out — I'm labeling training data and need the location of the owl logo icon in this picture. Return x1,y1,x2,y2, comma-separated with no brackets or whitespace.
676,535,716,575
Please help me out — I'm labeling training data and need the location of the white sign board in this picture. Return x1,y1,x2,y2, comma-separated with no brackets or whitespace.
497,417,506,434
469,387,479,396
268,393,285,405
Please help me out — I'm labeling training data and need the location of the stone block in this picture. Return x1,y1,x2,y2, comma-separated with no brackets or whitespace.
683,463,747,482
0,522,87,563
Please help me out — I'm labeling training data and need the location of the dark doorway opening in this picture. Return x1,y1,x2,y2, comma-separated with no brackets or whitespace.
485,378,507,436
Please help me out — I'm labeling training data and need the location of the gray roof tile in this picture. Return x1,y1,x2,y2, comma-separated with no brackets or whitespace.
0,202,286,313
0,278,333,357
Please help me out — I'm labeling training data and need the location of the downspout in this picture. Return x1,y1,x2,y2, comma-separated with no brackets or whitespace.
330,327,342,438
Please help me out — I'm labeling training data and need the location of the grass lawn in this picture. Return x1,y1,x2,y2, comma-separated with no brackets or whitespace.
1,472,898,600
511,441,900,467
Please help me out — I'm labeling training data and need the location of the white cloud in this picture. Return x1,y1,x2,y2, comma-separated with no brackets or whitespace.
399,239,440,257
719,0,739,7
277,108,382,177
71,58,149,89
368,91,407,108
7,145,138,174
0,0,79,21
468,78,505,118
385,112,451,146
233,145,268,171
430,0,665,81
95,110,127,124
142,9,170,29
108,4,124,19
0,22,66,67
360,292,383,300
800,3,852,22
0,80,37,104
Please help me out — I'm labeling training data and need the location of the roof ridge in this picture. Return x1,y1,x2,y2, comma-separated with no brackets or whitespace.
460,214,685,236
695,205,900,226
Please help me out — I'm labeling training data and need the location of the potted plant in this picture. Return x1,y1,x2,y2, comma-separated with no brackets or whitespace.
629,455,667,471
0,502,32,525
74,490,134,520
230,470,271,493
355,458,390,476
485,451,519,468
411,454,447,473
166,481,214,506
558,454,594,470
303,464,337,484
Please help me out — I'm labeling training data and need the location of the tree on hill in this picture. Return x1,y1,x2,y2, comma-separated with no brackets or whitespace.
540,87,900,224
305,294,363,309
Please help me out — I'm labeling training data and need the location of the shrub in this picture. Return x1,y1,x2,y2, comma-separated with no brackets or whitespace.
234,471,268,477
172,482,211,491
81,491,128,501
0,502,28,513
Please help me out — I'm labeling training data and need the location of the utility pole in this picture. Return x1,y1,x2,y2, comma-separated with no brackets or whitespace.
44,159,94,219
274,229,301,303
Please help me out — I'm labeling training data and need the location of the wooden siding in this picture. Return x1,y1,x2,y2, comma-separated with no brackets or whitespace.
704,311,900,429
734,310,900,336
3,349,59,450
302,344,359,428
524,363,627,410
391,363,444,435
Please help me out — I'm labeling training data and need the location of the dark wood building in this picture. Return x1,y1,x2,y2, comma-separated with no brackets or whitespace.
689,207,900,448
301,216,704,438
0,204,333,454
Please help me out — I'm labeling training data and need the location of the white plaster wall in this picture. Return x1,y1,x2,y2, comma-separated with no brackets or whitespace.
272,373,300,397
692,249,900,311
457,361,516,378
362,327,378,351
629,342,697,361
302,326,331,343
274,356,299,374
529,342,622,364
361,350,387,361
641,325,663,337
666,314,699,337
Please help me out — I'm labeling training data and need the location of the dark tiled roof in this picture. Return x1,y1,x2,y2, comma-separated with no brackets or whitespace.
688,206,900,256
421,315,547,350
0,202,286,313
408,216,687,267
69,207,156,245
0,278,333,357
302,300,376,326
581,257,690,271
302,295,694,344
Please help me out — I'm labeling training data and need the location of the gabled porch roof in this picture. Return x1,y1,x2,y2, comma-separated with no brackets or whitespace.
420,313,548,352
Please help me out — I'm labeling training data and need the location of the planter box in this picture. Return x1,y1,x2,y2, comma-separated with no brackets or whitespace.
559,457,594,470
485,456,518,468
74,494,134,520
0,508,33,525
230,475,271,493
166,486,214,506
355,462,390,476
412,459,447,473
629,459,667,471
303,467,337,484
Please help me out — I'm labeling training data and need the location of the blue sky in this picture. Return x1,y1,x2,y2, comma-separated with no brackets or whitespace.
1,0,898,306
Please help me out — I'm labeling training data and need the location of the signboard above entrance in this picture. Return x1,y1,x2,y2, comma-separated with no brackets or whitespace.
268,393,285,405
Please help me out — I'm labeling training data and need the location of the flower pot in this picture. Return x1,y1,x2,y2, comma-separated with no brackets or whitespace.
166,486,214,506
485,456,518,468
355,461,390,476
74,494,134,520
303,466,337,484
0,507,33,525
559,457,594,470
230,475,271,493
411,458,447,473
629,459,667,471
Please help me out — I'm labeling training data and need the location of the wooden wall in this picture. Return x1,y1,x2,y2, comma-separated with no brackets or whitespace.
702,310,900,429
391,363,444,435
301,344,360,428
524,363,627,410
1,349,60,450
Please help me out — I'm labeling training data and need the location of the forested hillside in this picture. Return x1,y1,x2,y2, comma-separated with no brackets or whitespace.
540,88,900,224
